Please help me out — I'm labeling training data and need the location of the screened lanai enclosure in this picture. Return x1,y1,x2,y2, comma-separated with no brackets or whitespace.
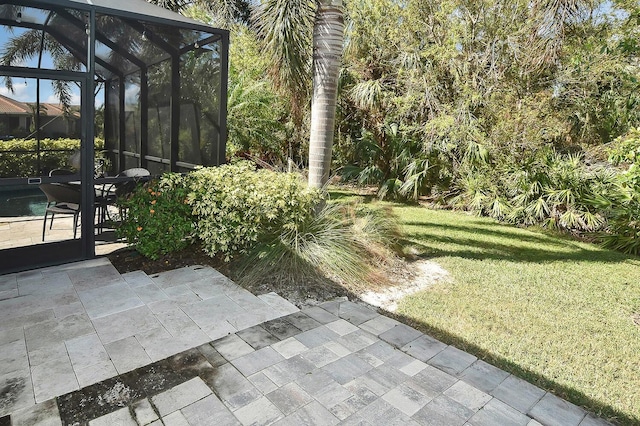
0,0,228,274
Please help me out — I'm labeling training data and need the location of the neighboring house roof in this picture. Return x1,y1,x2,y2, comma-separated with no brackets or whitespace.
0,94,79,118
0,94,30,115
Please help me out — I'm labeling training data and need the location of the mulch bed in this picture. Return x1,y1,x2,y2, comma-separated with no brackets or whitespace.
105,244,352,307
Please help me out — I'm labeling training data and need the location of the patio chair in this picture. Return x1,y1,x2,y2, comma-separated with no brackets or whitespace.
49,168,74,176
95,168,150,227
39,183,82,241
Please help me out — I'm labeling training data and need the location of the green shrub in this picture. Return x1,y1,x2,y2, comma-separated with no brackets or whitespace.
593,129,640,254
116,161,401,289
0,137,105,178
116,173,195,260
449,149,612,235
187,161,323,260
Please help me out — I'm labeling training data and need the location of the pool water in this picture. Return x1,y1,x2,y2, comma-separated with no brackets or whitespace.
0,187,47,217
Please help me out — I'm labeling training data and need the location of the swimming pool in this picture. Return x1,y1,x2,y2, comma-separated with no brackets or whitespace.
0,186,47,217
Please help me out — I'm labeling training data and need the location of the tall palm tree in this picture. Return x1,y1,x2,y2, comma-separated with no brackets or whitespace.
252,0,344,188
307,0,344,188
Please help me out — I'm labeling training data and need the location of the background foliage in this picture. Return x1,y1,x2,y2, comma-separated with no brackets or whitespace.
206,0,640,253
0,138,104,178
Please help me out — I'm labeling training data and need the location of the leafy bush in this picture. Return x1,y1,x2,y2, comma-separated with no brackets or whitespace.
187,161,323,260
116,161,401,289
117,174,195,259
0,137,105,178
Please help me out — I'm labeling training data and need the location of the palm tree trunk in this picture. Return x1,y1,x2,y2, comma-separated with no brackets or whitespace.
308,0,344,188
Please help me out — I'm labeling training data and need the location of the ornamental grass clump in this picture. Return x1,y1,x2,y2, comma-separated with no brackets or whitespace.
237,201,401,293
117,161,400,289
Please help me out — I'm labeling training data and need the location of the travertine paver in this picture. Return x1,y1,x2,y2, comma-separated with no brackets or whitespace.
237,325,281,349
271,336,308,359
151,377,212,417
359,315,400,335
266,382,314,415
468,398,531,426
8,398,61,426
491,374,546,413
31,357,78,403
283,311,323,331
382,381,434,416
234,396,283,425
132,398,159,425
428,345,478,376
262,318,303,340
295,325,341,348
213,333,256,360
105,336,153,374
182,394,240,425
379,324,423,348
303,305,340,324
402,334,448,362
231,346,285,376
414,394,475,425
88,406,137,426
528,393,587,426
444,380,493,412
459,359,510,393
0,259,299,418
0,261,619,426
338,301,379,325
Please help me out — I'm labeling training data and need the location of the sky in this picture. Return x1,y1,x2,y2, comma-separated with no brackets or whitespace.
1,21,103,107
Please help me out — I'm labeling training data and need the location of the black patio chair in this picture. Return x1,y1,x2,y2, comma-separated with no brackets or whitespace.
49,168,74,176
39,183,82,241
95,168,151,227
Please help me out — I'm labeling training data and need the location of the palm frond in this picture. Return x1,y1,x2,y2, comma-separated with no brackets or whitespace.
252,0,316,113
349,79,384,110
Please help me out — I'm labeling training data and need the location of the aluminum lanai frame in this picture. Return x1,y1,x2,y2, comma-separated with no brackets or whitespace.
0,0,229,269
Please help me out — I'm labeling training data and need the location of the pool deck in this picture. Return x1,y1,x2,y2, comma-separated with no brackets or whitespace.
0,214,125,254
0,258,614,426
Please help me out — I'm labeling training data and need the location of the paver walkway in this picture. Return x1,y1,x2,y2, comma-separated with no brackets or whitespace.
0,259,613,425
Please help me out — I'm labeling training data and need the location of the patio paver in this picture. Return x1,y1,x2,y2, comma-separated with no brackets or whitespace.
0,259,617,426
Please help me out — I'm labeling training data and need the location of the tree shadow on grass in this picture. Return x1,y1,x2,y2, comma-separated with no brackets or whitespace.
385,308,639,425
389,210,639,424
401,219,640,265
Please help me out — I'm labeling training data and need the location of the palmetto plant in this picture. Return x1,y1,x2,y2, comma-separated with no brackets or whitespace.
501,150,609,233
449,149,612,235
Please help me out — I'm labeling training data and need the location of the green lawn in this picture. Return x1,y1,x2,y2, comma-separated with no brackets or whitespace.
392,205,640,424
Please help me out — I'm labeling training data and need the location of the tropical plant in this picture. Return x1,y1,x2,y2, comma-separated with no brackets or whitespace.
252,0,345,187
592,128,640,254
184,0,347,184
116,174,195,260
